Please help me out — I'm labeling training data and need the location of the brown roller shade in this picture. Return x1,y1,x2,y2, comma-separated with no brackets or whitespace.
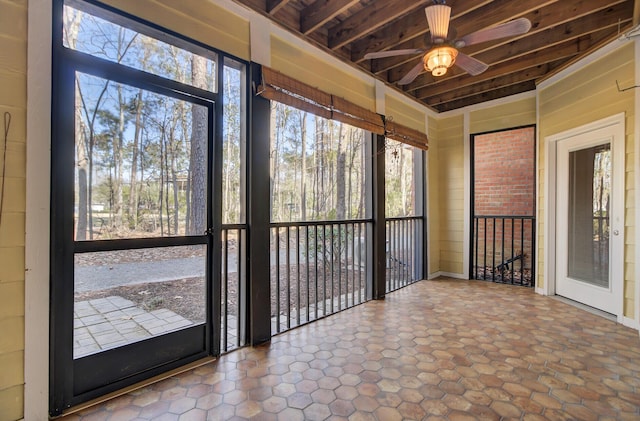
257,66,428,149
258,67,384,134
385,120,429,150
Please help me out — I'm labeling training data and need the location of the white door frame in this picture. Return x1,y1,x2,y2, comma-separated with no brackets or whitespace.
543,113,625,322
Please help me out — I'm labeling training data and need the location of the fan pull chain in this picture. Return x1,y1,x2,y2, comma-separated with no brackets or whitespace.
0,111,10,228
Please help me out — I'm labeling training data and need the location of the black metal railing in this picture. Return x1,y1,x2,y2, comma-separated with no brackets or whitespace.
472,215,535,287
221,225,246,353
270,220,371,334
385,217,423,293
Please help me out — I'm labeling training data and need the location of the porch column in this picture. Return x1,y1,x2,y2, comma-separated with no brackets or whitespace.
372,133,386,299
248,63,271,345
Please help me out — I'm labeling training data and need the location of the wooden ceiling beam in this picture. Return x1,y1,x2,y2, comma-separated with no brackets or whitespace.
369,0,559,73
267,0,292,14
413,31,612,100
434,80,537,112
350,0,493,63
537,22,633,85
301,0,360,35
425,64,554,107
328,0,431,50
396,2,631,90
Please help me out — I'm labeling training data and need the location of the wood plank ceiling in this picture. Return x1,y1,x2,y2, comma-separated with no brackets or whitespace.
233,0,636,112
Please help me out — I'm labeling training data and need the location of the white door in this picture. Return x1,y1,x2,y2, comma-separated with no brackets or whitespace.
555,122,624,315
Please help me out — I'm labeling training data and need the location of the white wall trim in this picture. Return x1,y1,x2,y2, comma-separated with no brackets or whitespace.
424,114,432,278
428,271,441,280
542,125,557,297
535,82,542,295
249,17,271,66
635,38,640,332
544,113,626,321
25,0,52,419
438,271,467,280
463,112,470,279
538,37,631,91
623,316,640,330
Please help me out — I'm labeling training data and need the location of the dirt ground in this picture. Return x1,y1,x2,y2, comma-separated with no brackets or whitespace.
75,262,368,323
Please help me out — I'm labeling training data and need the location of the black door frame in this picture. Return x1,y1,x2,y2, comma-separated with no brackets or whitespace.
49,0,240,413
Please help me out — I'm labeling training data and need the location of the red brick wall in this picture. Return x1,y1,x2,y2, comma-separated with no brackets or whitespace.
473,127,535,272
474,127,535,217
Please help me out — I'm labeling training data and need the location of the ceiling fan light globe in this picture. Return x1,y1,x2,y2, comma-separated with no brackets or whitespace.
431,67,447,77
425,4,451,39
424,46,457,77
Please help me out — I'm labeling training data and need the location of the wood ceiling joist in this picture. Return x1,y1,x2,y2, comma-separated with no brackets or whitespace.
396,2,631,90
327,0,431,50
434,80,538,112
232,0,635,112
267,0,292,14
301,0,360,34
424,64,555,107
369,0,559,74
350,0,493,63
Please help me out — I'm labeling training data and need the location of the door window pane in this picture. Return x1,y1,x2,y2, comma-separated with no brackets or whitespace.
74,245,206,358
74,72,209,240
568,143,610,286
63,2,217,92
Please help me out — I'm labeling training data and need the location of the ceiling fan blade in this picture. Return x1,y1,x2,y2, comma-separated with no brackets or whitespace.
455,52,488,76
456,18,532,48
397,61,425,86
364,49,425,60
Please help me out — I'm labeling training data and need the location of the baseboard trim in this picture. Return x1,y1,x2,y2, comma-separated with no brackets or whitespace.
622,316,640,331
437,272,467,280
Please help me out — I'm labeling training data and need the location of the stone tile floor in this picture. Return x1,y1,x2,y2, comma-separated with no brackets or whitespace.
74,297,194,358
60,278,640,420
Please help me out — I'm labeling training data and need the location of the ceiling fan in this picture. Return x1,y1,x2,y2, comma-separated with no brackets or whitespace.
364,0,532,85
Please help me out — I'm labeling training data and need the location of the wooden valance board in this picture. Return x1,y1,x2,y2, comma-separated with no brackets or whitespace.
257,66,428,150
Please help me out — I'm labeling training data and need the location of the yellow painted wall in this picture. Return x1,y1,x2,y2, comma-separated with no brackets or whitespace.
271,36,376,112
539,42,636,317
470,97,536,134
101,0,250,60
0,0,26,419
435,115,465,274
385,94,426,133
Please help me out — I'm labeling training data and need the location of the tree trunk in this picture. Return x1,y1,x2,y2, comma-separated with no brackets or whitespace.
336,123,346,220
299,111,307,221
113,84,125,230
170,126,179,235
399,146,407,215
189,55,208,235
159,124,166,236
128,88,143,229
65,9,89,240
